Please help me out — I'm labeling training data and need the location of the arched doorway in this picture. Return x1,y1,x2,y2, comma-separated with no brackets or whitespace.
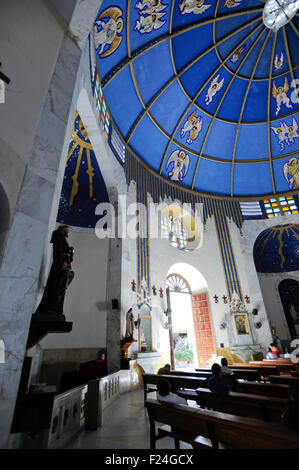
166,263,215,369
278,279,299,340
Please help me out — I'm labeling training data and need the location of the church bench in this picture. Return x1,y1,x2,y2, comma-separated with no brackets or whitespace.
250,361,297,373
268,375,299,386
230,364,279,377
236,380,289,398
145,399,299,449
178,387,286,423
142,374,210,404
167,368,261,382
167,370,211,378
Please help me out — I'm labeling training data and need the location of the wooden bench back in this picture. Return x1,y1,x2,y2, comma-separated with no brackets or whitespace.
194,387,286,423
236,380,289,398
269,375,299,386
145,399,299,449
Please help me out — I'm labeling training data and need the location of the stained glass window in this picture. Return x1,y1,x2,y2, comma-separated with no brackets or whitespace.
93,73,110,140
262,196,299,217
161,214,188,250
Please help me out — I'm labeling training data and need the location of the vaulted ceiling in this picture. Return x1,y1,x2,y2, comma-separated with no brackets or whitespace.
94,0,299,198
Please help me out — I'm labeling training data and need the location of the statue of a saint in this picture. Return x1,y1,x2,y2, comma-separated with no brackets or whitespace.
34,225,74,317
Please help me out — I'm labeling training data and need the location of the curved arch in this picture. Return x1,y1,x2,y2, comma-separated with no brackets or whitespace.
167,263,215,368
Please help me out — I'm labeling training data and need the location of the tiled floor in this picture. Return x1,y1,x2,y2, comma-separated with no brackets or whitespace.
66,388,192,450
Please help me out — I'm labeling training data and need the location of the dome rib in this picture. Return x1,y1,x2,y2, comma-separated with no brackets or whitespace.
159,19,263,176
231,28,270,196
127,15,262,145
192,21,266,189
267,32,277,195
102,7,264,89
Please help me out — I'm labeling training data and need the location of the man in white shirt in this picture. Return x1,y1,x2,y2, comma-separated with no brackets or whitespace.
220,357,234,375
157,379,187,405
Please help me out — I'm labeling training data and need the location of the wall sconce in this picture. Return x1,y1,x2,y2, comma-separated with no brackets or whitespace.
220,322,226,330
255,321,262,329
213,295,219,303
252,308,258,315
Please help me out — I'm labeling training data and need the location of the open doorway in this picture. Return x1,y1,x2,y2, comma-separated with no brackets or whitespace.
166,263,215,370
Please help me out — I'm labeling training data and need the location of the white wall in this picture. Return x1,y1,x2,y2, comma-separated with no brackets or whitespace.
0,0,65,216
40,230,109,349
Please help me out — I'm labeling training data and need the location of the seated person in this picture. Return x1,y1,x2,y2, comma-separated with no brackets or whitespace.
220,357,234,375
157,379,187,405
282,383,299,432
207,363,230,394
284,348,292,359
157,363,171,375
266,347,279,359
270,342,280,358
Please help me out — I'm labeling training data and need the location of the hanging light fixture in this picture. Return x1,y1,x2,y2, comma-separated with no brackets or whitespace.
263,0,299,32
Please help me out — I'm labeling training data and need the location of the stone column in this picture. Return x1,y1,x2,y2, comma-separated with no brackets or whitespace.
106,189,121,373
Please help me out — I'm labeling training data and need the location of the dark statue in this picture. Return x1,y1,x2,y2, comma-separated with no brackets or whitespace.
34,225,74,317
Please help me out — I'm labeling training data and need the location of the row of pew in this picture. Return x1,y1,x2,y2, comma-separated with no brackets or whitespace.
143,363,299,449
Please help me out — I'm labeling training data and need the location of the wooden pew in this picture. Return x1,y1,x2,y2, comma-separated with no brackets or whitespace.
230,364,279,378
167,369,260,382
268,375,299,386
145,399,299,449
167,370,211,378
177,387,286,423
250,361,296,373
142,373,290,404
236,380,289,398
142,374,210,404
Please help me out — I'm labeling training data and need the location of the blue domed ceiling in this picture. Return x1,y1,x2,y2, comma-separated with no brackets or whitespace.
254,224,299,272
94,0,299,198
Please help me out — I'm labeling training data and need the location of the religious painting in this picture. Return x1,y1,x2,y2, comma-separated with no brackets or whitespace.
271,118,299,152
230,44,246,63
274,52,284,71
224,0,242,8
179,0,212,15
234,314,249,335
283,156,299,190
135,1,168,34
180,110,202,144
272,77,293,116
166,149,190,182
94,7,124,58
205,75,224,105
139,314,153,352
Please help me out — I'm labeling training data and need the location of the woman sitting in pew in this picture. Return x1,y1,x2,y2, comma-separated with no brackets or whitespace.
207,364,231,394
157,379,187,405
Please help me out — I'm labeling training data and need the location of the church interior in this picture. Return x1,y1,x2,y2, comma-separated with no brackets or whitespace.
1,0,299,450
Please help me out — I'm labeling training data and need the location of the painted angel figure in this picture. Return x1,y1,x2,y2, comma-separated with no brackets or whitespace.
181,110,202,144
286,117,299,144
205,75,224,105
272,77,293,116
94,7,124,57
135,0,167,13
224,0,242,8
179,0,212,14
166,150,190,182
135,10,166,33
270,122,289,151
283,157,299,190
274,52,284,71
